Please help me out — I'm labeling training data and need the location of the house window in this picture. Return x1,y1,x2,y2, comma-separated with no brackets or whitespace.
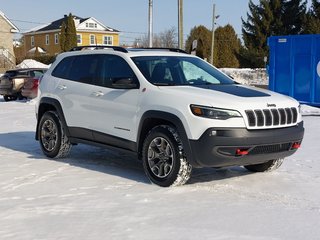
55,33,59,44
86,22,97,28
77,34,82,44
45,34,50,45
31,36,34,47
90,34,96,45
103,36,113,45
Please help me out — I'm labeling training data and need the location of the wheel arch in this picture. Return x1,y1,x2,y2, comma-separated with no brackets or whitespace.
36,97,69,140
137,110,199,167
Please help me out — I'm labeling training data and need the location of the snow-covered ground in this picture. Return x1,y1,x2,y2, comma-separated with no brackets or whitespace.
0,97,319,240
16,59,50,69
220,68,268,86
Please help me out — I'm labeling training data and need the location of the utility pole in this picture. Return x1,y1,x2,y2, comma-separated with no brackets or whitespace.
178,0,183,49
210,3,216,65
148,0,153,47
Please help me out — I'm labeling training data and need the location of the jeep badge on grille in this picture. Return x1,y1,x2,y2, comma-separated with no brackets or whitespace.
267,103,276,107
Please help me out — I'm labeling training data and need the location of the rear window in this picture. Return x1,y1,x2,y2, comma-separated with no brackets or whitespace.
32,70,46,78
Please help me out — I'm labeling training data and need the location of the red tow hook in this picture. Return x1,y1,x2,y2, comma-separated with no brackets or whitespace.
236,148,249,156
292,142,301,150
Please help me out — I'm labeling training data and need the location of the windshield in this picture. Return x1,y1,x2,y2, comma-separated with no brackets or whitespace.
131,56,235,86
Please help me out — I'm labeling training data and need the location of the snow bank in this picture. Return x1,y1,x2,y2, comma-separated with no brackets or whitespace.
301,104,320,116
16,59,49,69
220,68,268,86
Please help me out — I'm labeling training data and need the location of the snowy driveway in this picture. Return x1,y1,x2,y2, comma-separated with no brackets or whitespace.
0,98,319,240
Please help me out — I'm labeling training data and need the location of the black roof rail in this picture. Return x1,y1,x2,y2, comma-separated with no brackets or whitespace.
128,47,188,54
69,45,128,53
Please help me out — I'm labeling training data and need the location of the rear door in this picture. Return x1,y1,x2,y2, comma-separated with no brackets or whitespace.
51,54,140,143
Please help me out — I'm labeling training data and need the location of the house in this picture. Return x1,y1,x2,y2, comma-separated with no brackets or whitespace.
0,11,19,71
23,15,120,56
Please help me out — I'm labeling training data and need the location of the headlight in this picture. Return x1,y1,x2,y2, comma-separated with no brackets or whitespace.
190,105,242,120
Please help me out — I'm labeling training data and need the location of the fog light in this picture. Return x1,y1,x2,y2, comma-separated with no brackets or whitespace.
236,148,249,156
292,142,301,149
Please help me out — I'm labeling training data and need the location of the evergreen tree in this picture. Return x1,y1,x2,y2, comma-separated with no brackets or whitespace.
282,0,307,34
59,21,66,52
241,0,307,68
241,0,276,67
304,0,320,33
185,25,212,60
214,24,240,68
60,13,77,52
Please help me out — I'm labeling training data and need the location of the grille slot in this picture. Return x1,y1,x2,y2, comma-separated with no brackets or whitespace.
245,107,298,128
249,143,291,155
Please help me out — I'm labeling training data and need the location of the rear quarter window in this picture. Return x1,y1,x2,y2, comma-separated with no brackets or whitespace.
52,55,100,85
52,56,74,79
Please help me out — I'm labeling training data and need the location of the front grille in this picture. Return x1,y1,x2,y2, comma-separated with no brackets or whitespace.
245,108,298,128
249,143,292,155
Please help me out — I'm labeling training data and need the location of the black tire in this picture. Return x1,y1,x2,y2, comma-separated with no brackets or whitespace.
4,95,17,101
38,111,72,158
17,92,25,100
142,125,192,187
244,158,284,172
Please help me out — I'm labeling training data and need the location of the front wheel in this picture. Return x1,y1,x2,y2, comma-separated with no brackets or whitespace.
38,111,72,158
142,125,192,187
244,158,284,172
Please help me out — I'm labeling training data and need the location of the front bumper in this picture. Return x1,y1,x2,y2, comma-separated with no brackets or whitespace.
189,122,304,168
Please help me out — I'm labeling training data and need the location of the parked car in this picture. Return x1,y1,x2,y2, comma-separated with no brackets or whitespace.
21,70,47,99
0,68,47,101
36,46,304,187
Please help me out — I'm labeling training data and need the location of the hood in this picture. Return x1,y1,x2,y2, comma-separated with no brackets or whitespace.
158,84,299,110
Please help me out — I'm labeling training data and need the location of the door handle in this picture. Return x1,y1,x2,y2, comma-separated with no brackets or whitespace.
58,85,67,90
93,91,104,97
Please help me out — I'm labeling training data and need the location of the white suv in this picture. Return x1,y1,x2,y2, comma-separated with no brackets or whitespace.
36,46,304,187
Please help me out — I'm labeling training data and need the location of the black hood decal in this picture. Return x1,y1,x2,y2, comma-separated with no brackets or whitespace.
194,84,270,97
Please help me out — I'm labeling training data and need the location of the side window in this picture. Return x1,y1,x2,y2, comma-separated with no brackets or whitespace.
52,56,74,79
68,55,100,84
52,55,99,85
98,55,137,88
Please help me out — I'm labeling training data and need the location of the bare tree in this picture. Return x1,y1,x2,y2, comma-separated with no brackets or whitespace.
159,27,178,48
134,27,177,48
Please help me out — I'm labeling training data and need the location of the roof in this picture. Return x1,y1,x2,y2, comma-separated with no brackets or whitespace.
26,15,119,33
0,11,19,33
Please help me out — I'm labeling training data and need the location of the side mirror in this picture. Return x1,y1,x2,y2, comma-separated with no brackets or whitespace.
111,77,139,89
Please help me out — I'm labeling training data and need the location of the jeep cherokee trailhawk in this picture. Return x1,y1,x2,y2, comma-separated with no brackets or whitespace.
36,46,304,187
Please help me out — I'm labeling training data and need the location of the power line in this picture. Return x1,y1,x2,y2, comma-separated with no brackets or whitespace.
9,18,47,25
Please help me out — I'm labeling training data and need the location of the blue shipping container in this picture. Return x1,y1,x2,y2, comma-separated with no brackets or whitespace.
268,34,320,106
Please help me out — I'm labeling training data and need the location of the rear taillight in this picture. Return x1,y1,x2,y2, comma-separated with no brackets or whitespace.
33,78,39,87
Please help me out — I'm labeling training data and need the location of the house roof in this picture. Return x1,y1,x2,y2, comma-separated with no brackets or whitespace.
26,15,119,33
0,11,19,33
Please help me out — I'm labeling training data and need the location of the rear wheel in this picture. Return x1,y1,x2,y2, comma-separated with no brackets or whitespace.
38,111,72,158
142,125,192,187
17,92,25,100
244,158,284,172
